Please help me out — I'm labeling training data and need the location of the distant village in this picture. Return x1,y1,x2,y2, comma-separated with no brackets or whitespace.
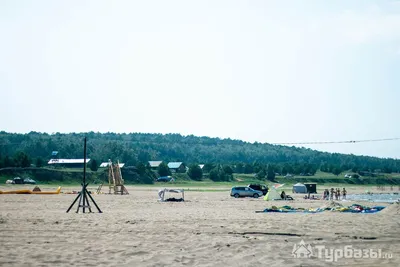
47,158,200,173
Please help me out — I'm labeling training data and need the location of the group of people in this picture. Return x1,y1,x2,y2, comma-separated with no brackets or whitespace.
323,188,347,200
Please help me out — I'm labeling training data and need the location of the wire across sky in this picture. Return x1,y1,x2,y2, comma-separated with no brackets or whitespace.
271,137,400,145
1,137,400,146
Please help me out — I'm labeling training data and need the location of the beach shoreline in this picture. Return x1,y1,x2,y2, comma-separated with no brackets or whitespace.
0,186,399,266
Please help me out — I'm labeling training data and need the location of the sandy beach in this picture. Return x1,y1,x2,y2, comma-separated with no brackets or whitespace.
0,185,399,267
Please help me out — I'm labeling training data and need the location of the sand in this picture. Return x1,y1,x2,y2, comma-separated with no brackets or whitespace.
0,185,399,267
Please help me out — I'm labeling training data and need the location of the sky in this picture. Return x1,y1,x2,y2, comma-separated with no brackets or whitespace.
1,0,400,159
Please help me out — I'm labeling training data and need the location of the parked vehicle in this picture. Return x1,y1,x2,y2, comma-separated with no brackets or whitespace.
5,177,37,185
23,178,37,184
230,186,263,198
12,177,24,184
156,176,175,182
247,184,269,195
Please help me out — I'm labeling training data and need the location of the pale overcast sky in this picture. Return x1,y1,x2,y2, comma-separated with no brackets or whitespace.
1,0,400,158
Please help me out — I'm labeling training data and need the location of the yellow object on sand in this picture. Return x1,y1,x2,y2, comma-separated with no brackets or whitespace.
337,207,349,212
0,186,61,195
32,186,61,194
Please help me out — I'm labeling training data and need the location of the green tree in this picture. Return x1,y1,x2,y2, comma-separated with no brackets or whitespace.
320,163,327,172
90,159,99,172
13,151,31,167
293,164,303,175
223,165,233,175
253,162,263,173
188,164,203,181
267,164,276,181
382,166,392,173
244,163,253,174
122,163,154,184
235,163,244,173
209,168,220,181
209,165,232,182
351,166,359,173
283,163,294,175
4,155,14,167
136,162,146,175
256,170,266,180
157,162,171,176
138,151,150,163
202,163,214,173
35,157,44,168
332,167,342,176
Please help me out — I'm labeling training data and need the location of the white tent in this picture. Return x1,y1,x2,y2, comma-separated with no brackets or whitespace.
292,183,307,193
263,184,284,201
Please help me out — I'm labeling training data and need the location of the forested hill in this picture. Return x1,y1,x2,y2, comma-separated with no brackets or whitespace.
0,131,399,174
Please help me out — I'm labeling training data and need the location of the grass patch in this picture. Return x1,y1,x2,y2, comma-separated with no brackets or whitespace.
1,168,399,188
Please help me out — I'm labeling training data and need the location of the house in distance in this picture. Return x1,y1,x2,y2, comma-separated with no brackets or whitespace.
48,159,91,168
148,161,163,170
168,162,186,173
99,162,125,168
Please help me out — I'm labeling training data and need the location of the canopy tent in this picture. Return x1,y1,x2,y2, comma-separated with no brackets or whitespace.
292,183,307,193
264,184,284,201
158,188,185,202
304,183,317,193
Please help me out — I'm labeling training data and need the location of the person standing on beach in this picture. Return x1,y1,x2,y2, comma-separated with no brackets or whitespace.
330,188,335,200
326,189,329,200
342,188,347,199
337,188,341,200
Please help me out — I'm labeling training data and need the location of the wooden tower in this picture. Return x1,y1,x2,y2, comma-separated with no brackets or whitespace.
108,159,129,195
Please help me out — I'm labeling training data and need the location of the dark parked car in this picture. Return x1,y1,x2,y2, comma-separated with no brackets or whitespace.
12,177,24,184
247,184,268,195
156,176,175,182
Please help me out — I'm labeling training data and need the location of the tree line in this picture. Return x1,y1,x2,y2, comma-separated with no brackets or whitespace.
1,131,400,178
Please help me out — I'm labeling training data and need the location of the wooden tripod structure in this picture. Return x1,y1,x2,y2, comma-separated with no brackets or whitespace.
67,137,102,213
108,159,129,195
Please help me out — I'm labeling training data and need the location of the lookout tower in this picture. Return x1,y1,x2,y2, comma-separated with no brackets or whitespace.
108,159,129,195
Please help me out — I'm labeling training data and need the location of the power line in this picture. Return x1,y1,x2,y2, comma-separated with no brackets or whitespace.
271,137,400,145
1,137,400,146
